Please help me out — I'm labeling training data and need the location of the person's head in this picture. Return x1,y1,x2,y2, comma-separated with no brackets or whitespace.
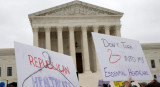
101,84,108,87
139,82,147,87
9,82,17,87
132,85,137,87
146,81,160,87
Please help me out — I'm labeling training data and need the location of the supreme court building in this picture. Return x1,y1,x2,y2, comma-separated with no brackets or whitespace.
1,0,160,87
28,0,123,86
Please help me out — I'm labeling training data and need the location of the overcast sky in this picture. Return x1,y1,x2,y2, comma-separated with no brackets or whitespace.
0,0,160,48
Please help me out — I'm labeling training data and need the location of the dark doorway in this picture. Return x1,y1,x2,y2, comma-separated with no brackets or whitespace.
76,53,83,73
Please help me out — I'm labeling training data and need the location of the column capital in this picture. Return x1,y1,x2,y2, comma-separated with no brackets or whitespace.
81,26,87,29
115,25,121,27
104,25,111,29
92,25,99,28
44,26,51,32
33,27,39,32
115,25,121,30
104,25,111,35
68,26,75,31
44,26,51,29
92,25,99,32
57,26,63,31
32,26,39,29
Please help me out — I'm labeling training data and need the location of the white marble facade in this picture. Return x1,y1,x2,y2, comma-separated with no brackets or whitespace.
29,0,123,74
31,1,122,86
1,0,160,87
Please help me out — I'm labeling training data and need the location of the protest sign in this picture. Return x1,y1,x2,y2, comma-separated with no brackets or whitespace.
14,42,79,87
113,81,125,87
92,32,153,81
0,82,5,87
98,80,110,87
156,74,160,83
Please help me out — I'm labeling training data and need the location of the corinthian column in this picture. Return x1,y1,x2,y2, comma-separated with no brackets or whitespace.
115,25,121,36
33,27,39,47
93,26,100,72
45,27,51,50
105,26,110,35
57,26,63,53
69,26,76,68
81,26,91,73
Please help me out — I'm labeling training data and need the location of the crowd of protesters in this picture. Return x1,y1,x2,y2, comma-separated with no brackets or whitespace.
1,78,160,87
121,78,160,87
100,77,160,87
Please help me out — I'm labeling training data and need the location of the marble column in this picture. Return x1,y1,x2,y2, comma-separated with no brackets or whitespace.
115,25,121,36
57,26,63,53
45,27,51,50
93,26,100,72
33,27,39,47
69,26,76,69
81,26,91,72
105,26,110,35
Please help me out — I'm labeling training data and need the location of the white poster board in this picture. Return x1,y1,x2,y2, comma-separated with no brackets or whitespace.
92,32,153,81
14,42,80,87
156,74,160,83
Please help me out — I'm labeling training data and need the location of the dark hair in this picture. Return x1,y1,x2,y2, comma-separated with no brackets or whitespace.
9,82,17,87
146,81,160,87
102,84,110,87
132,85,137,87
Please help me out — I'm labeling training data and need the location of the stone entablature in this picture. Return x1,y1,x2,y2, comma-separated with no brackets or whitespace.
142,43,160,50
0,49,14,56
30,16,121,28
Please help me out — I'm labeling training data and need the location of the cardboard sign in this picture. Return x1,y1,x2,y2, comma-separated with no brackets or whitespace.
156,74,160,83
98,80,110,87
113,81,125,87
14,42,80,87
0,82,5,87
92,32,153,81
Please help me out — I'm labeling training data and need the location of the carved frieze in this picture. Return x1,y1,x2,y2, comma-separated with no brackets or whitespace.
36,3,117,16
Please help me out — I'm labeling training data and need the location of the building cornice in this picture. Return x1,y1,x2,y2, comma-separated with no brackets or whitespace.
141,43,160,50
0,48,15,56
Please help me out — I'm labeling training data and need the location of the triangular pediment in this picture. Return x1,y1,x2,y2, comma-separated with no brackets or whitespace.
29,0,123,17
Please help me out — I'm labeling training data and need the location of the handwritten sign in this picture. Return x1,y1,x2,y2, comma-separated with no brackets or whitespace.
113,81,125,87
156,74,160,83
92,32,153,81
14,42,80,87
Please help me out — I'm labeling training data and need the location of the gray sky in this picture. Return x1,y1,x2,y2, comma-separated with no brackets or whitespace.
0,0,160,48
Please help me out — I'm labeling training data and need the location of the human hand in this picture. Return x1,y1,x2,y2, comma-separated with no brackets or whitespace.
124,77,132,87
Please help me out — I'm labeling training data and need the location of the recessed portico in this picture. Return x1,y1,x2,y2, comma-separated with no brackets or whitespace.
29,0,123,86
